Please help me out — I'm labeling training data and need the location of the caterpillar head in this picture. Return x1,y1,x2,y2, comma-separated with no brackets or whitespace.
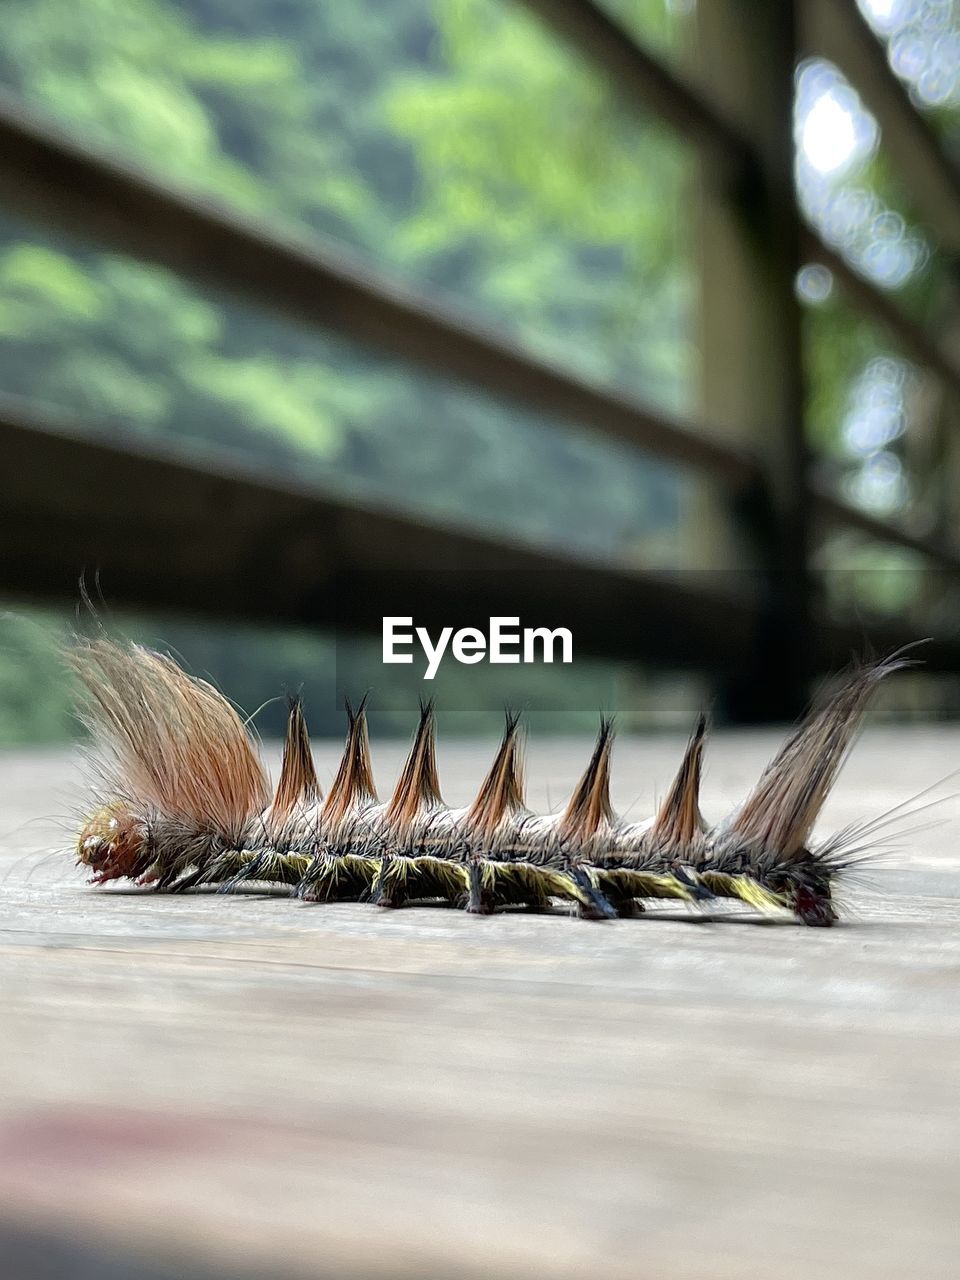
77,804,148,884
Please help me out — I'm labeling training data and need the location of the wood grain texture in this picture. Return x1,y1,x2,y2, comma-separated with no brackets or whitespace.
1,728,958,1279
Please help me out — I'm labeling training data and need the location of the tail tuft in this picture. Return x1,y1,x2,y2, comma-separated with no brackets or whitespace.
558,717,615,843
723,652,911,858
272,695,321,824
322,695,378,825
651,713,708,849
385,701,442,830
466,709,525,835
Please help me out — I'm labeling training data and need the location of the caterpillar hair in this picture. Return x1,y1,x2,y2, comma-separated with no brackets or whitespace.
70,638,915,925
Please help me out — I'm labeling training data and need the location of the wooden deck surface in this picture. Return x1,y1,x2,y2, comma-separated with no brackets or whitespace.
1,727,959,1279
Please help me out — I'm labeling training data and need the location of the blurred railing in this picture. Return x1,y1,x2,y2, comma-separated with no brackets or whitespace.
1,0,959,716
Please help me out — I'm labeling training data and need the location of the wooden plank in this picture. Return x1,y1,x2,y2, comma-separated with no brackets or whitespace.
1,730,958,1279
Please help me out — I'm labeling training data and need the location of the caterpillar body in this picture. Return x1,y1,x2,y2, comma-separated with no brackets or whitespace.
71,639,909,926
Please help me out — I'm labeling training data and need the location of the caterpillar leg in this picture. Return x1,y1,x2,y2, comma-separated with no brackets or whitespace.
298,853,376,903
408,856,471,905
465,861,497,914
215,850,271,894
532,866,617,920
370,856,408,909
166,848,255,893
481,862,559,914
699,871,788,915
369,856,470,908
699,871,835,925
593,869,708,915
464,863,614,918
586,870,646,918
155,856,203,891
463,862,555,915
566,869,617,921
166,867,207,893
610,897,646,919
167,862,227,893
215,851,308,894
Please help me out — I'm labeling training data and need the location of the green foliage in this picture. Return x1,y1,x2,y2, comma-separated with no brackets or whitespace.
0,246,102,321
0,0,694,441
804,301,887,459
0,0,699,742
384,0,694,404
0,614,78,745
0,0,929,741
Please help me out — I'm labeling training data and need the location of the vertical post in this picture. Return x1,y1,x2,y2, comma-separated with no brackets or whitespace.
694,0,811,721
927,384,960,664
929,315,960,543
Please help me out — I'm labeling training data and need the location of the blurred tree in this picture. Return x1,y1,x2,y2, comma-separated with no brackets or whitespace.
0,0,696,740
2,0,949,738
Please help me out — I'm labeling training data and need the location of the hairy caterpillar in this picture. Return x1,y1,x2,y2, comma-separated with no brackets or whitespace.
70,638,912,926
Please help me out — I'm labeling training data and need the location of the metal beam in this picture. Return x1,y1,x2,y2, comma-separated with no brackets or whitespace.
803,0,960,257
0,92,757,491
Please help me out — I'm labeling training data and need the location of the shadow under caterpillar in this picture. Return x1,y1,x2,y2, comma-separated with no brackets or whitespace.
70,639,914,926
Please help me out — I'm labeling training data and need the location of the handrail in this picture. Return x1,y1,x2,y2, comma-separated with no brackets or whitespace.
0,92,758,490
4,393,958,672
1,94,958,568
517,0,960,399
804,235,960,396
0,393,759,670
518,0,751,170
1,13,957,698
811,484,960,572
803,0,960,256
